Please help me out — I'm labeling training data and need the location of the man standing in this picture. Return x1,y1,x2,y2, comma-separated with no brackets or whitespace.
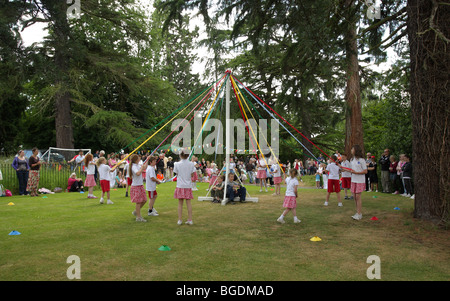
365,152,372,191
379,149,391,193
156,153,165,176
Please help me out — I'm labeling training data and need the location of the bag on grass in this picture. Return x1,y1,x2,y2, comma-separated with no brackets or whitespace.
5,189,12,197
54,187,63,193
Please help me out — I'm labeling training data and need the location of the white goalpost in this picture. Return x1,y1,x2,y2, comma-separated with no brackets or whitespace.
41,147,92,164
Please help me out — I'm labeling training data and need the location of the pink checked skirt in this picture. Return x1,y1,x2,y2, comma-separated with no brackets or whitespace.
130,185,147,203
84,174,96,187
273,176,282,184
174,187,193,200
209,175,218,186
351,182,365,194
191,172,198,182
256,170,267,179
283,196,297,208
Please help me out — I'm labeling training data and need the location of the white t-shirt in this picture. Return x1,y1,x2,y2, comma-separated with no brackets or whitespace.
257,159,267,170
146,165,157,191
211,167,218,176
75,155,85,165
173,159,195,189
98,164,111,181
285,177,299,197
86,162,96,175
131,163,143,186
326,163,340,180
341,160,352,178
350,158,367,183
271,163,281,177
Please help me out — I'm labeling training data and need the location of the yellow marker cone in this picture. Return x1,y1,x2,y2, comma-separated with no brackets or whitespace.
8,202,15,206
310,236,322,242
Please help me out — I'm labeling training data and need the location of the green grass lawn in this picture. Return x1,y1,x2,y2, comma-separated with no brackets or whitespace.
0,179,449,281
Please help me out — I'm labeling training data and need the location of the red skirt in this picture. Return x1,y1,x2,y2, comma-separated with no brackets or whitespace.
283,196,297,208
273,176,282,184
191,172,198,182
84,174,96,187
174,187,193,200
130,185,147,203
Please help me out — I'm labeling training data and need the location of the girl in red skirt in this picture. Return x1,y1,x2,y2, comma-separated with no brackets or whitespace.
84,153,98,199
277,169,301,224
97,157,114,204
129,154,149,222
173,151,196,225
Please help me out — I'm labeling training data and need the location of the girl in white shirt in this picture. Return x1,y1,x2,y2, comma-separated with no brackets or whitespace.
83,154,98,199
174,151,196,225
208,163,219,190
271,162,282,196
145,156,161,217
129,154,149,222
256,157,268,192
97,157,114,204
324,155,342,207
349,145,368,220
277,169,301,224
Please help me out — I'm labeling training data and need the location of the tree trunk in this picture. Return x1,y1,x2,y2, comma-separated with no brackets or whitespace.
407,0,449,224
343,1,364,157
45,0,74,149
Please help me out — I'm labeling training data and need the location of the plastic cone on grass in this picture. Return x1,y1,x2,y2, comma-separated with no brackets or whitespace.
394,207,400,210
9,230,21,235
158,245,171,251
310,236,322,242
370,216,379,221
8,202,14,206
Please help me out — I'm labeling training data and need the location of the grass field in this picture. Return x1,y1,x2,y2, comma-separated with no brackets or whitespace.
0,178,449,281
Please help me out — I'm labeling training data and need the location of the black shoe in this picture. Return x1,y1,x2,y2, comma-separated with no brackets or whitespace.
125,192,128,197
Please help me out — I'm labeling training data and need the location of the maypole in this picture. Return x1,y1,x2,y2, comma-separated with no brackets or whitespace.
222,71,231,205
198,71,258,205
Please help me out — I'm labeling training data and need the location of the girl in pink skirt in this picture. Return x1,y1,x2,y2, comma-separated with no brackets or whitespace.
84,154,98,199
129,154,149,222
271,161,282,196
174,151,196,225
256,157,268,192
208,163,219,190
277,169,301,224
191,156,199,191
349,145,368,220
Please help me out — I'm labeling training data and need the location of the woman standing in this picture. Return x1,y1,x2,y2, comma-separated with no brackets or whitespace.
27,147,44,197
12,150,30,195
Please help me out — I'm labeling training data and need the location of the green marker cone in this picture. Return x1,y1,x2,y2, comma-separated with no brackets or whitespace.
158,245,171,251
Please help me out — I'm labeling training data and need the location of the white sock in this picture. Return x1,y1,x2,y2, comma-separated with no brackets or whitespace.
279,214,284,220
